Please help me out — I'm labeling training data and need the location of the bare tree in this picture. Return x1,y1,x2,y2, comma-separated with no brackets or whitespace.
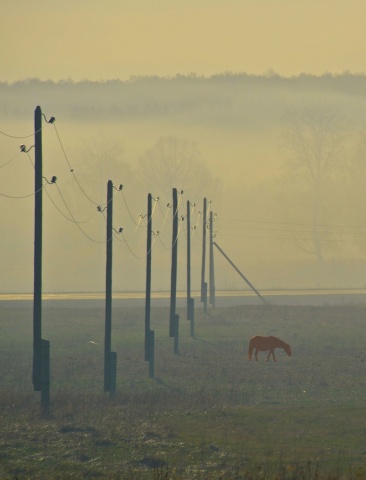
343,132,366,254
74,135,132,204
137,136,221,203
277,104,350,263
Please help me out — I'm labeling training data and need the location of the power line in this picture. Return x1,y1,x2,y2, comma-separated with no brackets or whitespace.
216,232,366,244
118,230,157,259
53,183,106,244
51,122,106,207
215,223,366,235
119,189,159,231
0,185,43,199
0,151,21,169
218,217,366,231
156,217,185,250
0,127,42,139
44,183,99,225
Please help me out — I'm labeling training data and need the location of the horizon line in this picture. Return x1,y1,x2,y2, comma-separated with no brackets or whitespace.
2,70,366,86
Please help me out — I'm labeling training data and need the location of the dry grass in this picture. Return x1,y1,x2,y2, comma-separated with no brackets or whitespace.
0,302,366,479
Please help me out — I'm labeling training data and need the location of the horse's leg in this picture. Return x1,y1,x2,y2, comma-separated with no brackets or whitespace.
266,350,276,362
255,349,259,362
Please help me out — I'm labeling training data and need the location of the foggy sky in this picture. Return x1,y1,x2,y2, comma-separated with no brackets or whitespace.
2,76,366,294
2,1,366,295
2,0,366,83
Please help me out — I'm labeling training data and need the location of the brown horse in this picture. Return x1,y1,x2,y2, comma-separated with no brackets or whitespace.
248,335,292,362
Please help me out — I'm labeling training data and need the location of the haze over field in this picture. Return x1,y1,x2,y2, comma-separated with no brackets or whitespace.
2,1,366,294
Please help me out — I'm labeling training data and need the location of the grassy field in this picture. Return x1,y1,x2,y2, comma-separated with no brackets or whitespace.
1,301,366,479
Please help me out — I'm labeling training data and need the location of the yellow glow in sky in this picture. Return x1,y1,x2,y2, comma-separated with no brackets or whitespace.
2,0,366,81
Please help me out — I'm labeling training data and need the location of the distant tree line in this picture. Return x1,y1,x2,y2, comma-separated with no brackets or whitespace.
1,73,366,127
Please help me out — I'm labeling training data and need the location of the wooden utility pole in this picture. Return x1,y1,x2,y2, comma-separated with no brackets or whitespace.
33,106,50,414
33,106,43,392
186,200,194,336
200,198,208,313
104,180,117,395
144,193,155,377
186,200,191,316
209,211,216,307
169,188,179,354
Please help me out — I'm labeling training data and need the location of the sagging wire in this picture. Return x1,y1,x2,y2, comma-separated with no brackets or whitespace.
215,230,366,243
19,139,106,228
192,210,203,241
114,193,160,256
51,121,105,207
54,182,106,244
105,227,124,244
114,194,160,244
181,217,198,240
115,213,145,243
18,144,35,170
120,188,146,228
214,232,366,244
0,127,42,139
156,189,183,222
19,145,35,167
45,182,99,225
156,215,185,250
96,183,123,225
154,195,178,237
215,215,366,243
0,151,21,169
0,173,56,199
118,230,158,259
136,196,160,228
120,190,160,239
217,217,366,231
178,201,197,240
0,185,44,199
157,197,171,217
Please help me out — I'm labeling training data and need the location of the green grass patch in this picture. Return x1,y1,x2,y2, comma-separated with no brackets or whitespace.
0,302,366,478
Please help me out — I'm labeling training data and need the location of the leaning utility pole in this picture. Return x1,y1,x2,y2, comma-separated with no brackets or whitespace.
33,106,50,414
213,242,268,305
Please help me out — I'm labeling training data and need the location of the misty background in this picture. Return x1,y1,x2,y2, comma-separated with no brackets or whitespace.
1,73,366,294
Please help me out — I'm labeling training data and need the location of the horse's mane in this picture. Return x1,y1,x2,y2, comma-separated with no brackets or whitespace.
269,336,289,347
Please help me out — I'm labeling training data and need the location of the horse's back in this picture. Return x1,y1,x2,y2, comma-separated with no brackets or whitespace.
250,335,276,350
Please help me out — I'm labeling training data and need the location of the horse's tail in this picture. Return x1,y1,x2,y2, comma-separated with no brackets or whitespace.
248,337,255,361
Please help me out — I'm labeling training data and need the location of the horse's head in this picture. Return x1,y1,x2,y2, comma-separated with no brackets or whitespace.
285,344,292,357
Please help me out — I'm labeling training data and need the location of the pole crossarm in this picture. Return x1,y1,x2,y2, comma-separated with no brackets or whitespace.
213,242,268,305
